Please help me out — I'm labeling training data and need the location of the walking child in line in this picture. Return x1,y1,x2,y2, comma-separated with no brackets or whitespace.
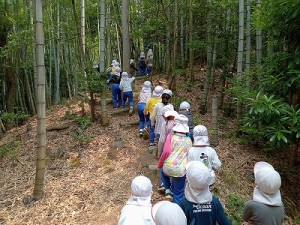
179,161,232,225
144,85,164,146
119,72,135,115
187,125,222,185
157,114,192,203
118,175,155,225
137,81,152,137
150,89,173,153
178,101,194,141
243,161,284,225
107,67,123,108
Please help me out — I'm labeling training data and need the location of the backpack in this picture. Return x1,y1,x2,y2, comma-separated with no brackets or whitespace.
162,134,190,177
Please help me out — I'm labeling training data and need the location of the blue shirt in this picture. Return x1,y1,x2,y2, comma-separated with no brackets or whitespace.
179,196,232,225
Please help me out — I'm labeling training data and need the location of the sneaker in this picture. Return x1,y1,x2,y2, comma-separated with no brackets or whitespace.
158,183,165,192
165,189,173,199
129,108,134,115
139,129,143,137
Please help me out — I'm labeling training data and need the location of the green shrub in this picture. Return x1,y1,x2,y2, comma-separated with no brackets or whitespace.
75,116,91,130
0,111,29,127
226,194,246,225
0,140,21,159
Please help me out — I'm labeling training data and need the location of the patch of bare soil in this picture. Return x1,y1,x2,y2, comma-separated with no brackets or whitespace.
0,68,299,225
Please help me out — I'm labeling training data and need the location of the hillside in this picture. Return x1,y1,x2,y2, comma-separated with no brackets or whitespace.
0,68,299,225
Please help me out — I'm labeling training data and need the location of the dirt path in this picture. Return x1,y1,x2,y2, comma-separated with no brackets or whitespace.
0,74,299,225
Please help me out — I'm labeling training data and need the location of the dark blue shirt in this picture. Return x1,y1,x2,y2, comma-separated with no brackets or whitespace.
179,196,232,225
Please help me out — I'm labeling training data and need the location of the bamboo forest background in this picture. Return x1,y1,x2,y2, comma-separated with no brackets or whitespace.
0,0,300,163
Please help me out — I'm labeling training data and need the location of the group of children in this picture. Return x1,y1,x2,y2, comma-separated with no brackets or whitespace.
118,81,285,225
106,60,136,114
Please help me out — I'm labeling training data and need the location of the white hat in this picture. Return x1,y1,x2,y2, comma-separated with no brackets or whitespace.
152,85,164,98
164,110,178,118
111,59,117,64
185,161,213,204
122,72,129,78
141,81,152,93
114,67,122,76
114,62,120,67
140,52,145,58
180,101,191,110
172,114,189,133
130,59,134,64
193,125,210,146
152,201,187,225
162,89,172,97
252,162,282,206
126,175,153,207
254,162,281,195
162,104,178,118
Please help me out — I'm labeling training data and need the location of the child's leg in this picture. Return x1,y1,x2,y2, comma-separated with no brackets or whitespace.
149,126,155,145
111,84,118,108
122,91,128,107
118,87,124,107
159,168,171,190
171,175,186,204
128,91,134,108
137,103,145,130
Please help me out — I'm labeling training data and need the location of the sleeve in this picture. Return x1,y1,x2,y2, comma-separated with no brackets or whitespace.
157,134,172,168
216,198,232,225
211,148,222,170
119,80,124,91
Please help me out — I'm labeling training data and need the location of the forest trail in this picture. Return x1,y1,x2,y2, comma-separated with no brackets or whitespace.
0,71,300,225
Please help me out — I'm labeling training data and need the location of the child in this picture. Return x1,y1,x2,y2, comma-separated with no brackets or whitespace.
129,59,138,77
178,101,194,141
108,67,123,108
157,105,178,193
119,72,135,114
243,162,284,225
146,48,153,76
150,89,173,154
144,85,164,146
118,175,155,225
152,201,187,225
179,161,232,225
187,125,221,185
157,114,192,203
138,52,147,76
157,105,178,157
137,81,152,136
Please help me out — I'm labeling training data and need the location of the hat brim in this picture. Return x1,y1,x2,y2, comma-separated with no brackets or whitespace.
172,124,189,133
164,111,178,118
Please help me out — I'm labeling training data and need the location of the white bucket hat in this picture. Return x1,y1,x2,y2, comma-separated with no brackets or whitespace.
141,81,152,93
114,67,122,76
122,72,129,78
252,161,282,206
162,89,173,97
185,161,213,204
180,101,191,110
164,110,178,118
126,175,153,207
152,201,187,225
172,114,189,133
152,85,164,98
140,52,145,58
130,59,134,64
193,125,210,145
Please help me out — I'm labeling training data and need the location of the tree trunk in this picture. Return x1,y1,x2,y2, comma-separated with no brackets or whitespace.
256,0,262,89
237,0,245,119
33,0,47,199
54,1,60,104
121,0,130,73
245,0,251,88
189,0,194,81
100,0,109,125
211,97,219,146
